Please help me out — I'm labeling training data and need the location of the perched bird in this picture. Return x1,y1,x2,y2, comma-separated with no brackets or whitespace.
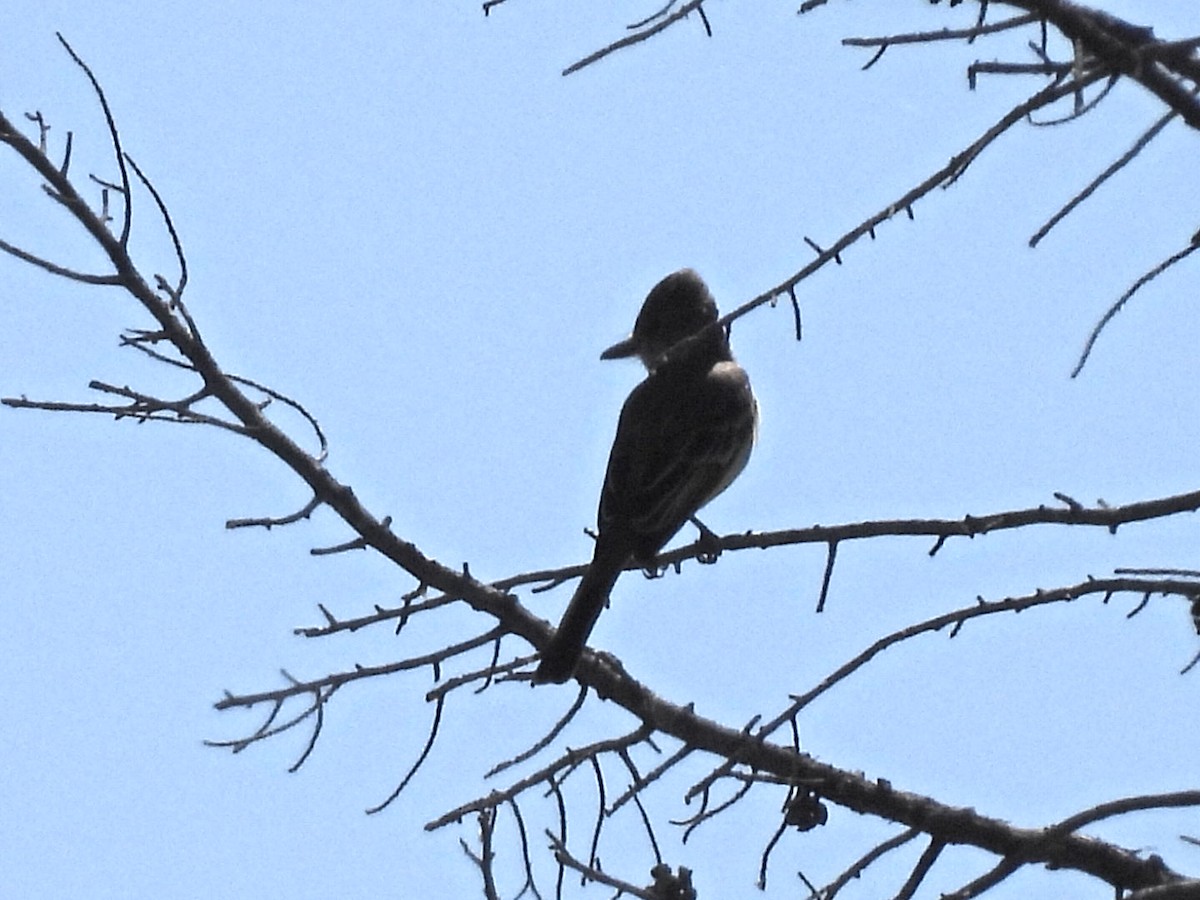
534,269,758,684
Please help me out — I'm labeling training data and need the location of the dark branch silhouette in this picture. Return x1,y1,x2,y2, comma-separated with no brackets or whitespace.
4,6,1199,897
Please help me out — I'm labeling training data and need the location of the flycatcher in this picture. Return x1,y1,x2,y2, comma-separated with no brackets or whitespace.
534,269,758,683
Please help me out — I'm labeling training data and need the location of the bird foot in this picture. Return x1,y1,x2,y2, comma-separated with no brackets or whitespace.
689,516,722,564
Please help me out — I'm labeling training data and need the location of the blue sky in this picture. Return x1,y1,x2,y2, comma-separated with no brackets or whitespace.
2,3,1198,898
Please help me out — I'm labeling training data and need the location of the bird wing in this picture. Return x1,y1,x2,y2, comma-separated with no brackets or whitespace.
599,360,756,561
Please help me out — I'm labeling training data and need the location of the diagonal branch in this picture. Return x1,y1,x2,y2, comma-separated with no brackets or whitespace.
995,0,1200,129
562,0,708,76
520,651,1195,894
784,575,1200,716
721,67,1108,328
0,40,552,667
285,488,1200,642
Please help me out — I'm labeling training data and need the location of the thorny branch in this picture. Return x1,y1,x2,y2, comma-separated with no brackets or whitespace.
719,68,1112,331
288,487,1200,639
781,576,1200,720
560,2,1200,376
561,1,710,76
547,835,687,900
4,8,1199,899
0,33,553,661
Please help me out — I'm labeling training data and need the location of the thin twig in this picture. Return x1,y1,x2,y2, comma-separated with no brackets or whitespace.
843,13,1039,49
55,34,133,245
1030,107,1178,247
719,68,1109,329
366,694,447,814
1072,237,1200,376
563,0,707,75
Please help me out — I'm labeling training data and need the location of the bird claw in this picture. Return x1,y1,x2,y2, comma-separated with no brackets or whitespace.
690,516,722,564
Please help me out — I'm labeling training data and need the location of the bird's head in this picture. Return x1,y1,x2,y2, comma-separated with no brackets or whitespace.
600,269,721,370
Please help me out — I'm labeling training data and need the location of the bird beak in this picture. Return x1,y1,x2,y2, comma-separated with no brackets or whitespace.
600,334,640,360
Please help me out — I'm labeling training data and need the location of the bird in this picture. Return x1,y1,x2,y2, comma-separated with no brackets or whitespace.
533,269,758,684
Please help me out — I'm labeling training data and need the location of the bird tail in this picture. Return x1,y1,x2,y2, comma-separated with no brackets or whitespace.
533,538,630,684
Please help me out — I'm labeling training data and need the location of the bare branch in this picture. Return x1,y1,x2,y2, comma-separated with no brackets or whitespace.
562,1,707,76
941,856,1023,900
895,838,946,900
6,11,1199,899
1030,106,1179,247
756,817,788,890
720,67,1109,329
214,627,504,713
616,748,665,864
124,153,188,300
1050,791,1200,835
292,589,464,638
505,799,543,900
1072,238,1200,376
485,687,588,779
459,809,501,900
204,676,335,772
784,575,1199,718
0,234,119,283
842,13,1039,51
998,1,1200,130
426,724,655,832
272,488,1200,681
820,829,921,900
55,33,133,245
546,834,659,900
366,694,446,814
608,742,696,814
225,495,322,531
1126,880,1200,900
